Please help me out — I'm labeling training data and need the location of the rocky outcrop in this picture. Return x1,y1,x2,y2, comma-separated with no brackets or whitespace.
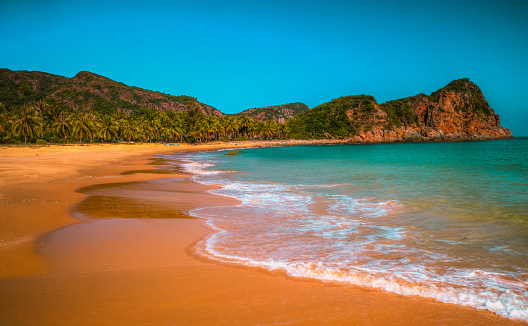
348,79,512,142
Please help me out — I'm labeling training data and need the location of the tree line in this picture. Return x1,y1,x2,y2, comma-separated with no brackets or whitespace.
0,100,288,144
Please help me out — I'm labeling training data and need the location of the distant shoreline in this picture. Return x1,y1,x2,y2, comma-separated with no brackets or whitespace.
0,134,516,158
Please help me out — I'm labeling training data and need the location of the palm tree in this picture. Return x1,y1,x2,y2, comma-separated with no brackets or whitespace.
0,112,12,143
136,116,156,142
120,117,138,142
35,100,47,114
222,116,239,141
277,123,287,139
263,120,278,140
189,117,206,142
159,112,186,143
34,100,47,137
97,115,118,142
113,109,127,121
171,113,186,142
252,121,265,140
238,115,253,138
53,111,73,141
247,120,258,139
140,110,161,142
72,112,96,143
184,99,203,132
42,105,63,139
113,109,128,141
216,116,226,140
11,105,41,143
206,116,220,141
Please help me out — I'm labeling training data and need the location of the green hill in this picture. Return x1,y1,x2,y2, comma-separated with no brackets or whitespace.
286,95,376,139
0,69,68,109
234,102,309,123
0,69,222,116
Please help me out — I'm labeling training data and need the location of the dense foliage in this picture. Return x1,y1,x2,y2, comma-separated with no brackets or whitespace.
0,69,220,117
379,98,419,127
0,101,286,144
235,102,310,122
0,69,67,108
286,95,375,139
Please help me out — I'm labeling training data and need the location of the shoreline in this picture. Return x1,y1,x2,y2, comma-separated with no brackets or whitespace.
0,142,254,278
0,133,516,157
0,142,525,325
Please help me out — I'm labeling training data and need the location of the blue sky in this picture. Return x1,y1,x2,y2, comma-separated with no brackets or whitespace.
1,0,527,135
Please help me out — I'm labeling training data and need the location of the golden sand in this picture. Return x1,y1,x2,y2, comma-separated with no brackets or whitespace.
0,142,525,325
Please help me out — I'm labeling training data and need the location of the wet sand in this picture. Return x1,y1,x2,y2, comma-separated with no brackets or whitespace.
0,143,525,325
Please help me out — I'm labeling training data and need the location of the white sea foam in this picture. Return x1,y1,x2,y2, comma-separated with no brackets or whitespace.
197,237,528,321
179,159,220,175
180,154,528,322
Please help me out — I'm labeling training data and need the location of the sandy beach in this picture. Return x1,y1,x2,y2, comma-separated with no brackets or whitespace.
0,142,525,325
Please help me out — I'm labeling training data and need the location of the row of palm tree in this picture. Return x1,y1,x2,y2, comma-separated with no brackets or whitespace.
0,101,288,144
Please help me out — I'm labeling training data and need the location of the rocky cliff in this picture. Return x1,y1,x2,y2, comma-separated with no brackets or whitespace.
287,78,512,142
354,79,511,142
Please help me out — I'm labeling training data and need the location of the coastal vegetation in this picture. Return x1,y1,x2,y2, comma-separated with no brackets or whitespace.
285,96,373,139
0,100,286,144
234,102,310,123
379,98,419,127
0,69,510,144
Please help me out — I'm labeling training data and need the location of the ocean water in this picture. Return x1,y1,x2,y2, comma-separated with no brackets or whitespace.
166,138,528,321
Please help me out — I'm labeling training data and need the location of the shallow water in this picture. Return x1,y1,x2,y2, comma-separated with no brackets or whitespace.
166,138,528,321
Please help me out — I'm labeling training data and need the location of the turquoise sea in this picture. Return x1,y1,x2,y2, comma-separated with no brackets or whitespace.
168,138,528,321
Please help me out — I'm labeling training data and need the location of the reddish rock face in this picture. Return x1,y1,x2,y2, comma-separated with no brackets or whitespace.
412,80,511,140
348,79,511,143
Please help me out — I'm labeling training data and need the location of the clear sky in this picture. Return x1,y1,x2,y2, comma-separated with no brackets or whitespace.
1,0,527,135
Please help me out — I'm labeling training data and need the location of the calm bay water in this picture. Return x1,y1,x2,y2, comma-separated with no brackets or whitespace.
168,138,528,321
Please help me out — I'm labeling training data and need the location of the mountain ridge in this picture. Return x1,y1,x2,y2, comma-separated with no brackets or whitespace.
0,69,513,141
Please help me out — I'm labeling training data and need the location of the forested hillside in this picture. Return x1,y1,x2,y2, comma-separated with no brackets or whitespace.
0,70,511,144
235,102,309,123
0,69,221,116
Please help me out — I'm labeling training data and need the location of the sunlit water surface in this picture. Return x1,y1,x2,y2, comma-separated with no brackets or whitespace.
165,139,528,321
